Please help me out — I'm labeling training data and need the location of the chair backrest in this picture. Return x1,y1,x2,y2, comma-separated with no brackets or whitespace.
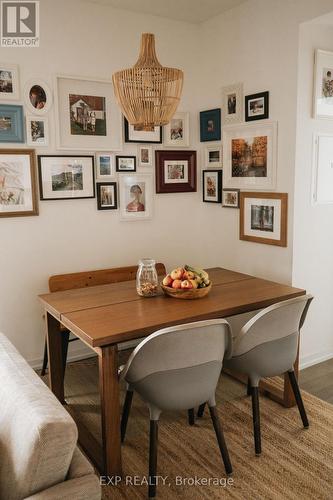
121,319,232,417
49,263,166,292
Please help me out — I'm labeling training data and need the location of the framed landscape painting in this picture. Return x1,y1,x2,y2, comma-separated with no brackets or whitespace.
0,149,38,217
155,150,197,193
202,170,222,203
163,112,190,147
95,152,115,180
116,155,136,172
313,49,333,119
119,173,153,221
38,155,95,200
0,104,24,143
124,117,162,143
0,64,20,100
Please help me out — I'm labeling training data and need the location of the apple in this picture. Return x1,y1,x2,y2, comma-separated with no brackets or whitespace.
189,279,198,289
162,274,173,287
181,280,193,289
172,279,182,289
183,270,195,280
170,267,185,280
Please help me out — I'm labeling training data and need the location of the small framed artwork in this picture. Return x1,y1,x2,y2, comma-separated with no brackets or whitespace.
38,155,95,201
26,116,49,146
222,189,240,208
24,79,52,115
95,152,115,180
204,144,222,168
312,133,333,204
163,112,190,147
223,121,277,190
245,91,269,121
119,173,153,221
155,150,197,193
202,170,222,203
0,149,38,218
200,109,221,142
0,104,24,143
124,117,162,143
138,145,153,167
116,155,136,172
97,182,117,210
313,49,333,119
240,192,288,247
222,83,243,124
0,64,20,100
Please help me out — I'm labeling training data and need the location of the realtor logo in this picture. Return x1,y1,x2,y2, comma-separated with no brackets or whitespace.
1,1,39,46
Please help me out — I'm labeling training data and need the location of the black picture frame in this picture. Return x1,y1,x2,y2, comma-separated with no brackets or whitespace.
202,169,222,203
245,91,269,121
116,155,137,172
97,182,118,210
124,117,162,143
200,108,221,142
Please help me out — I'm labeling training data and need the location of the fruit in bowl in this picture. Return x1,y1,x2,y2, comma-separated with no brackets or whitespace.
161,265,212,299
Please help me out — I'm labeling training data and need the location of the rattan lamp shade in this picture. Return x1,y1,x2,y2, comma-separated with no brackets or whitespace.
112,33,184,131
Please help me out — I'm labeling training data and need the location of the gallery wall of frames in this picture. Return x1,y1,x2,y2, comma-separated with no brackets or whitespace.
0,51,330,245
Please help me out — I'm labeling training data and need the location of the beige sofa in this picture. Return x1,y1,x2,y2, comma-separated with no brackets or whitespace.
0,333,101,500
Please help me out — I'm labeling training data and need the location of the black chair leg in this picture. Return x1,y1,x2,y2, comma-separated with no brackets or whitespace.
287,370,309,428
148,420,158,498
41,340,48,376
209,406,232,475
251,386,261,456
121,390,133,443
247,377,252,396
188,408,195,425
61,331,70,378
197,402,206,418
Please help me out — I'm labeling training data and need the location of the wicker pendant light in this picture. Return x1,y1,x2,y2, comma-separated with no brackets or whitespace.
112,33,184,131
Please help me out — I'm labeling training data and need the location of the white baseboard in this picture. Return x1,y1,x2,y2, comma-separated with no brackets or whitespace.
300,351,333,370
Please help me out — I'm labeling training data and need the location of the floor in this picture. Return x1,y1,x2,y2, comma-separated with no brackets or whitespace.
299,358,333,404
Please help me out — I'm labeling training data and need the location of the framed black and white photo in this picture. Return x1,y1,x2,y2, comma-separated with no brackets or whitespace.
138,145,153,167
200,109,221,142
24,79,52,115
222,83,243,124
124,117,162,143
0,64,20,100
97,182,117,210
38,155,95,200
26,116,49,146
116,155,136,172
222,189,240,208
95,152,115,180
119,173,153,221
245,91,269,121
204,144,222,168
163,112,190,147
0,104,24,143
313,49,333,119
202,170,222,203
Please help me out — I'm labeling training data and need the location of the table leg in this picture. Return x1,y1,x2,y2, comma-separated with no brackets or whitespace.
46,312,65,404
98,345,122,477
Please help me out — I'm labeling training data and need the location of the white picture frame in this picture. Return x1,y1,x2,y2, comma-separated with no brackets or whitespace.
312,133,333,204
55,75,122,151
163,111,190,147
95,152,115,180
223,121,277,190
313,49,333,119
204,143,222,168
0,64,20,100
222,83,243,124
26,116,49,146
119,173,153,221
138,145,153,167
24,79,52,115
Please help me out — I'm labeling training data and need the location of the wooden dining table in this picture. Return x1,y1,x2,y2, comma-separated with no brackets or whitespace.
39,267,305,477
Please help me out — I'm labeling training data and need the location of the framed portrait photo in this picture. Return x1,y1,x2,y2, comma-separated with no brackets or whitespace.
38,155,95,201
313,49,333,119
138,145,153,167
240,192,288,247
245,91,269,122
124,117,162,144
24,79,52,115
223,121,277,190
0,64,20,100
200,108,221,142
222,83,243,124
155,150,197,193
119,173,153,221
0,104,24,143
26,116,49,146
95,152,115,180
204,144,222,168
116,155,136,172
0,149,38,218
222,188,240,208
97,182,117,210
202,170,222,203
163,112,190,147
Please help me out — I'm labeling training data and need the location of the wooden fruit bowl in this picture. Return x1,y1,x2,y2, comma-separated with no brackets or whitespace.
161,282,212,300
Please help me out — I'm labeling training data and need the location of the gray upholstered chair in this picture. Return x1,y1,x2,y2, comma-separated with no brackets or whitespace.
119,319,233,498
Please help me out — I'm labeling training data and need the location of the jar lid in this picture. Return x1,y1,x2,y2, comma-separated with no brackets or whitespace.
138,258,156,266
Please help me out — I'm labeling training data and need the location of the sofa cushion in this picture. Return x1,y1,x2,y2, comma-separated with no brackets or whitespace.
0,333,78,500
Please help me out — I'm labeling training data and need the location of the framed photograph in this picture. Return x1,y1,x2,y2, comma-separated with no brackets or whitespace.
312,133,333,204
313,49,333,119
155,150,197,193
0,149,38,217
222,83,243,124
38,155,95,201
200,108,221,142
163,112,190,147
124,117,162,143
202,170,222,203
222,189,240,208
26,116,49,146
97,182,117,210
0,64,20,100
138,145,153,167
0,104,24,143
119,173,153,221
240,192,288,247
245,91,269,121
24,79,52,115
55,75,121,150
223,121,277,190
95,152,115,180
116,155,136,172
204,144,222,168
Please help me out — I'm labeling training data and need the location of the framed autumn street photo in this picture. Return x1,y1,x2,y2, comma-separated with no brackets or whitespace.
240,192,288,246
97,182,117,210
155,150,197,193
202,170,222,203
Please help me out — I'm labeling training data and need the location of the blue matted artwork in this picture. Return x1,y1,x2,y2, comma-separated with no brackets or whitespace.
200,108,221,142
0,104,24,143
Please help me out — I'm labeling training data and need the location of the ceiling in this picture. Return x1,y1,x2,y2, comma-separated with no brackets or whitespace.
83,0,248,24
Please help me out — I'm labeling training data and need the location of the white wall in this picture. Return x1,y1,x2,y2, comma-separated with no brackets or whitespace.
293,21,333,368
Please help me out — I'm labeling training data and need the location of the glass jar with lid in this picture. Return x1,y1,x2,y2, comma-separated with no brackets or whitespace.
136,258,158,297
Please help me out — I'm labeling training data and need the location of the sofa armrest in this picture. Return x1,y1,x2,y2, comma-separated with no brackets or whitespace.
67,447,95,479
24,474,101,500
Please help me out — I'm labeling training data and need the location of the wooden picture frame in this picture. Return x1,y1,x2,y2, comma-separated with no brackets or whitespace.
97,182,117,210
202,170,222,203
240,192,288,246
124,117,162,143
200,108,221,142
245,91,269,121
155,150,197,193
0,104,24,143
116,155,136,172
